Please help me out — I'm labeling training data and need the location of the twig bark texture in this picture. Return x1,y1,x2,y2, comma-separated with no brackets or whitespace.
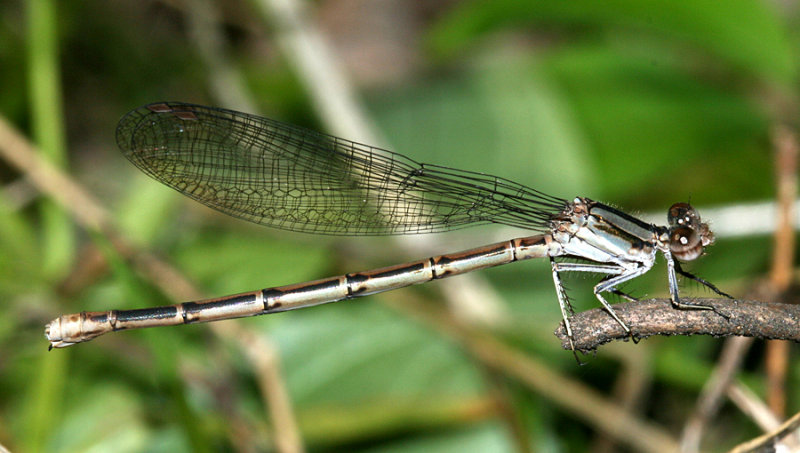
555,299,799,352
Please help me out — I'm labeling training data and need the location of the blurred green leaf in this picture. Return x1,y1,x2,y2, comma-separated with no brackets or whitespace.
173,228,333,294
49,384,148,452
370,61,595,197
0,197,41,295
541,44,769,203
360,422,511,453
28,0,74,277
270,302,483,406
430,0,795,83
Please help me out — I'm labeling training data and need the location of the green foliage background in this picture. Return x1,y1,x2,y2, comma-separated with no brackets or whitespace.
0,0,797,451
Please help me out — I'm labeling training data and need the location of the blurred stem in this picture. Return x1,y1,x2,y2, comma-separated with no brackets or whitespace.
21,1,71,451
765,124,798,418
248,0,383,145
20,350,69,453
95,231,213,453
27,0,73,275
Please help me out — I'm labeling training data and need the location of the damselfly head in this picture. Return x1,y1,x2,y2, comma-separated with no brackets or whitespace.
667,202,713,261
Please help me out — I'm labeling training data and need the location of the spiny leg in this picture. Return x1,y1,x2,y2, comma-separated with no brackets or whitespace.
665,255,730,320
590,264,655,342
674,261,734,299
598,275,639,302
551,261,639,346
664,250,719,311
550,258,578,355
608,287,639,303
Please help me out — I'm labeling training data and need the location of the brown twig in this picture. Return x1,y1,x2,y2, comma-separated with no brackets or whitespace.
553,299,800,352
727,410,800,453
592,345,651,453
765,124,798,418
384,294,680,453
680,336,753,452
727,383,782,434
0,115,302,453
679,124,800,452
184,1,305,450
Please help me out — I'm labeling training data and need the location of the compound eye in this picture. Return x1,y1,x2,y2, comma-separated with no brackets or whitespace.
669,226,703,261
668,202,700,228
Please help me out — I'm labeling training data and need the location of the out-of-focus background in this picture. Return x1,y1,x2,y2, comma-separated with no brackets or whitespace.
0,0,798,451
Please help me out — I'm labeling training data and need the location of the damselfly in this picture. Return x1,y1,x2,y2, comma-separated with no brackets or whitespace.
45,102,731,350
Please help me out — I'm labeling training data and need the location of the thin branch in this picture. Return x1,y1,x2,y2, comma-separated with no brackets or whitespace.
186,0,257,114
250,0,382,146
238,330,304,453
0,116,113,234
764,123,798,418
727,383,782,433
183,1,304,451
768,124,798,291
679,124,799,452
0,114,302,451
385,294,680,453
250,0,511,329
728,410,800,453
261,0,516,330
554,299,800,352
591,345,651,453
680,336,753,452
